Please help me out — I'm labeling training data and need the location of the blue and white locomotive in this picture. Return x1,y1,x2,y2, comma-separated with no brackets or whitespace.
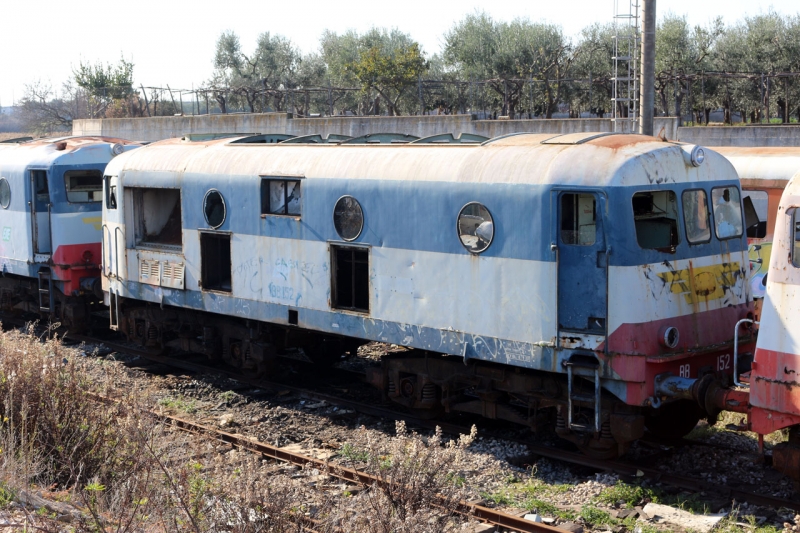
101,132,753,457
0,136,139,329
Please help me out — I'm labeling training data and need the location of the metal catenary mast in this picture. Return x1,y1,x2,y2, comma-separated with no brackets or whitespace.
612,0,641,133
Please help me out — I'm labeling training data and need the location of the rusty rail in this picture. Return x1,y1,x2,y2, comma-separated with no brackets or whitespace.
160,413,566,533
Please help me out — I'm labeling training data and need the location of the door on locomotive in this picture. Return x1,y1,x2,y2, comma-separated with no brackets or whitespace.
556,191,607,335
30,169,52,255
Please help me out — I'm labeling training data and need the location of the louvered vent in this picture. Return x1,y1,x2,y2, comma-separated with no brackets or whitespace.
139,259,161,285
161,262,185,290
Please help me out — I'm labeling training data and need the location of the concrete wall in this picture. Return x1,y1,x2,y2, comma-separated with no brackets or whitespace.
677,125,800,147
73,113,679,143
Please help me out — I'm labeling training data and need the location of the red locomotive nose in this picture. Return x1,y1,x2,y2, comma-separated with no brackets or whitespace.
82,250,93,263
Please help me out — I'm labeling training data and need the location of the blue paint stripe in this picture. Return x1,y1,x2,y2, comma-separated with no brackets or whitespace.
0,164,105,214
180,178,747,266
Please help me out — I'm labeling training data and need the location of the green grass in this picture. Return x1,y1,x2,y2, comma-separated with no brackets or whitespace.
480,489,516,506
596,480,659,508
157,396,197,414
579,505,614,526
339,443,370,462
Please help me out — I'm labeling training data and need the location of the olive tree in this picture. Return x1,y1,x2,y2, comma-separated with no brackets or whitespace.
321,28,428,116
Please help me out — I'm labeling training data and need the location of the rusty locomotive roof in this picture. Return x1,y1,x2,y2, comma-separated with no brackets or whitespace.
107,132,737,189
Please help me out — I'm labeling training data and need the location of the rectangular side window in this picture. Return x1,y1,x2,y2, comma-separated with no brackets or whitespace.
104,176,117,210
261,178,301,216
201,233,232,292
131,187,182,250
32,170,49,201
681,189,711,244
742,190,768,238
331,245,369,312
711,186,744,239
793,210,800,268
633,190,680,251
65,170,103,202
560,193,596,245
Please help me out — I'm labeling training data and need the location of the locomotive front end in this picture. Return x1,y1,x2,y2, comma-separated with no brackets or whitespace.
0,136,139,330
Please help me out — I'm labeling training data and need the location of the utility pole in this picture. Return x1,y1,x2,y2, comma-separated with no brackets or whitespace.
640,0,656,136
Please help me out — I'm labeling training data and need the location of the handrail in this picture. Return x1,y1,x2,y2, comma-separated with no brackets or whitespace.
734,318,759,387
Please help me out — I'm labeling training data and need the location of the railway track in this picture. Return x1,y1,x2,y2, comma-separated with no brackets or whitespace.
70,332,800,515
86,389,565,533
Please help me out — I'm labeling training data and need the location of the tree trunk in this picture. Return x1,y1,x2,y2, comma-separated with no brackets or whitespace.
215,93,227,114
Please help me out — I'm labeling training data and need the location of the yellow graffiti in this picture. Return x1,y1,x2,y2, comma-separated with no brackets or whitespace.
657,262,741,304
748,242,772,276
82,217,102,231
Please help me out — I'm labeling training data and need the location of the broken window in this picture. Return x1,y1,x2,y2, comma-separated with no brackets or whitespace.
32,170,49,201
203,189,226,228
201,233,232,292
104,176,117,209
711,186,743,240
457,202,494,253
261,178,301,216
681,189,711,244
132,188,182,249
331,245,369,312
632,191,680,251
560,193,596,245
333,196,364,241
64,170,103,202
742,190,768,239
0,178,10,209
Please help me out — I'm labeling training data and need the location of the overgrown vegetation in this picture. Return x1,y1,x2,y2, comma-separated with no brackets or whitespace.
0,326,484,531
337,421,478,532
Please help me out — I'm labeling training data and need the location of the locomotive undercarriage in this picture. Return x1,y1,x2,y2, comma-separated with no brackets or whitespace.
366,352,649,459
0,272,100,331
117,303,364,374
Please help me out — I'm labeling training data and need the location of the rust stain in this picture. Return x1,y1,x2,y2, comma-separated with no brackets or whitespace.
586,134,655,150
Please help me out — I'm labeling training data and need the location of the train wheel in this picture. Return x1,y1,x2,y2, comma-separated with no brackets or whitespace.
645,400,703,439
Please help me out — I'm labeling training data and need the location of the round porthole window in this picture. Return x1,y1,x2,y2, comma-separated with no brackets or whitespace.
203,189,226,228
457,202,494,254
0,178,10,209
333,196,364,241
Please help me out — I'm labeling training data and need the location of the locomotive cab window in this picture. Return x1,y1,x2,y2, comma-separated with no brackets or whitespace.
201,232,232,292
0,178,10,209
560,193,596,245
64,170,103,202
792,209,800,268
104,176,117,210
632,191,680,251
682,189,711,244
742,190,768,239
331,245,369,313
32,170,49,201
711,186,744,239
261,178,301,216
131,187,182,249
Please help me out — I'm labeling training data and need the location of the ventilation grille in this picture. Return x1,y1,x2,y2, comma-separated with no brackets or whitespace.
139,259,161,285
161,261,185,289
138,259,185,290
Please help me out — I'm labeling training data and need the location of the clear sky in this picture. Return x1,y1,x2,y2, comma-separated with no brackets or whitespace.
1,0,797,106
